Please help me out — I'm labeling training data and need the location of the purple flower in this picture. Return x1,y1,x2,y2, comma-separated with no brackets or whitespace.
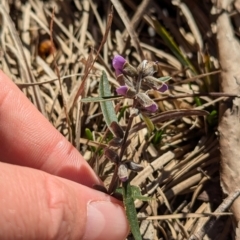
157,83,168,93
136,93,158,113
116,85,128,95
144,102,158,113
142,76,169,93
112,55,126,76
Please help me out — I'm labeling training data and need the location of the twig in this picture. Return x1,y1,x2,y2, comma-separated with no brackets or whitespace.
73,7,113,105
110,0,145,60
188,189,240,240
49,8,72,142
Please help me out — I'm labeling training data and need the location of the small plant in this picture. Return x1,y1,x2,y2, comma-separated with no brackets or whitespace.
82,54,210,240
108,54,169,178
96,55,170,240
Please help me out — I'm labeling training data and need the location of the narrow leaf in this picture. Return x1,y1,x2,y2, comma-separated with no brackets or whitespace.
141,113,155,133
152,129,164,145
158,76,172,82
115,185,153,201
85,128,94,141
130,185,153,201
151,17,196,74
122,181,142,240
99,71,118,134
85,128,95,152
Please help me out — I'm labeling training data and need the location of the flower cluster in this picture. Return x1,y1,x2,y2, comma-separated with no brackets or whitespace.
107,55,170,182
112,55,169,113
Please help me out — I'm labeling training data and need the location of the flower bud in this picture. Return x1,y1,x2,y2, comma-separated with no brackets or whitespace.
116,85,136,98
144,102,158,112
108,137,123,147
122,62,138,77
135,92,158,112
116,74,134,88
110,121,124,139
118,164,128,182
112,55,126,76
158,83,168,92
137,60,158,77
143,76,168,92
104,148,120,164
112,55,137,77
116,85,128,95
125,161,143,172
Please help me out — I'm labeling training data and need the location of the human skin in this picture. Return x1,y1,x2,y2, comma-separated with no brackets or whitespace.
0,71,129,239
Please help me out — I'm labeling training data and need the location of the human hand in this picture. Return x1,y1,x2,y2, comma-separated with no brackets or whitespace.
0,71,129,239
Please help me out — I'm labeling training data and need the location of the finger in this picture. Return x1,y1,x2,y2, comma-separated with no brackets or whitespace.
0,71,100,187
0,162,129,240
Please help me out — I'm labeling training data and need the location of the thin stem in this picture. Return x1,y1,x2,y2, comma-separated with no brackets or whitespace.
108,164,119,194
119,100,138,161
155,92,240,102
108,100,138,194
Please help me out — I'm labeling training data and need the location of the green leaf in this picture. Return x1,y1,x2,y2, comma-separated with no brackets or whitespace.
122,181,142,240
194,96,202,106
99,71,118,134
151,18,196,74
130,185,153,201
118,183,155,240
85,128,94,141
81,95,122,103
141,114,155,134
115,187,123,195
116,185,153,201
85,128,96,152
152,129,164,145
207,110,218,126
158,76,172,82
189,84,202,106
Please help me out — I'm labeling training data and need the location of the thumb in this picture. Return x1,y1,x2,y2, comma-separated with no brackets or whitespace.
0,162,129,240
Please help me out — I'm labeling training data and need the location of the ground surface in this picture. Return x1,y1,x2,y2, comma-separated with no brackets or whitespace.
1,0,240,239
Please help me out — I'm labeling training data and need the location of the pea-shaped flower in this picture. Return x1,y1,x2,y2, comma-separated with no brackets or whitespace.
116,85,128,95
112,55,126,76
136,92,158,113
116,85,136,98
112,55,137,77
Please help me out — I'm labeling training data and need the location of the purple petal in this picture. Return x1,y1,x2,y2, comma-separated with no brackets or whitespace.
158,83,168,92
116,85,128,95
145,102,158,112
112,55,126,76
115,68,123,76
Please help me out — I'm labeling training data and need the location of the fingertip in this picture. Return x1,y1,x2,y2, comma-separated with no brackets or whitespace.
0,163,129,240
48,175,130,240
83,201,129,240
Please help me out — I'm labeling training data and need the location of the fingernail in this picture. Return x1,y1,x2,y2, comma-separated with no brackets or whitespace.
83,201,129,240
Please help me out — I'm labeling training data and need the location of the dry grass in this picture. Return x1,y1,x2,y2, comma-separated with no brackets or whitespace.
0,0,237,239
